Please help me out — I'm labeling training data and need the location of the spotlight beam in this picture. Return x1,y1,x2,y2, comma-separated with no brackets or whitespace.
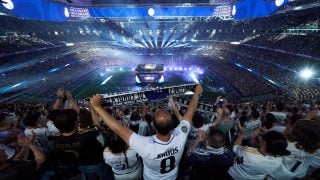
101,76,113,85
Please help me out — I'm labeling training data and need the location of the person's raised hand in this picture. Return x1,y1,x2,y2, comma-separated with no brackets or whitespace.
64,91,73,100
57,88,64,99
194,84,203,95
217,108,223,117
90,94,103,108
168,96,175,104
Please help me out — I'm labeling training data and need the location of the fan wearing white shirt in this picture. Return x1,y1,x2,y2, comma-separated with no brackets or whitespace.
270,102,287,125
104,133,142,180
228,122,291,180
23,112,59,155
128,111,149,136
270,119,320,179
242,110,262,140
90,84,203,180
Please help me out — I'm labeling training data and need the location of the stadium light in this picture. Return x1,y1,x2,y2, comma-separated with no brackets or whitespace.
184,91,194,95
148,8,155,16
232,5,236,16
190,73,199,83
101,76,113,85
230,41,241,45
300,69,314,79
1,0,14,10
135,76,141,84
275,0,284,7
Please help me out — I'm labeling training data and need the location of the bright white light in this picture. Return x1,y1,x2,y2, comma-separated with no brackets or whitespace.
120,67,123,71
300,69,314,79
158,75,164,83
2,0,14,10
294,6,303,10
190,73,199,83
275,0,284,7
101,76,113,85
197,70,204,75
169,68,173,71
100,73,105,76
184,91,194,95
64,7,70,17
230,41,241,45
148,8,155,16
66,43,74,46
179,67,182,71
12,83,21,88
232,5,236,16
135,76,141,83
189,67,192,70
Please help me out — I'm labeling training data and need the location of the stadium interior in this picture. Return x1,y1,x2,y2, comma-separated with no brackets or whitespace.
0,0,320,179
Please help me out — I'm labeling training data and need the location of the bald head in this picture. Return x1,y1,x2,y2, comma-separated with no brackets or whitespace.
153,109,173,135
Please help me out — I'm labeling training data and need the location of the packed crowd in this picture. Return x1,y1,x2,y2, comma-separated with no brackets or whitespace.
1,85,319,180
207,60,275,97
220,44,320,101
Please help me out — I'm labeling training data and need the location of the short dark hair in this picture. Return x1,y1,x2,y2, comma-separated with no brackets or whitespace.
192,112,204,128
276,102,285,112
262,131,290,156
206,127,225,148
79,109,93,128
0,113,8,127
23,112,40,127
53,109,78,133
288,114,302,126
251,110,260,119
123,108,130,116
47,109,61,121
144,114,153,124
264,113,277,129
291,120,320,154
130,111,141,121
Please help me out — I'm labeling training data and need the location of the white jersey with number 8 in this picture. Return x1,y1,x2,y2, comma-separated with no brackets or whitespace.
129,120,190,180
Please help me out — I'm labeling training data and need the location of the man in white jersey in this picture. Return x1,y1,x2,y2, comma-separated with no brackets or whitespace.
243,110,261,140
23,112,59,155
90,84,203,180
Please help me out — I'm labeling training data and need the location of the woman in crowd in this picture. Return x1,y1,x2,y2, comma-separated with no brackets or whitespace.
103,133,142,180
270,119,320,179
